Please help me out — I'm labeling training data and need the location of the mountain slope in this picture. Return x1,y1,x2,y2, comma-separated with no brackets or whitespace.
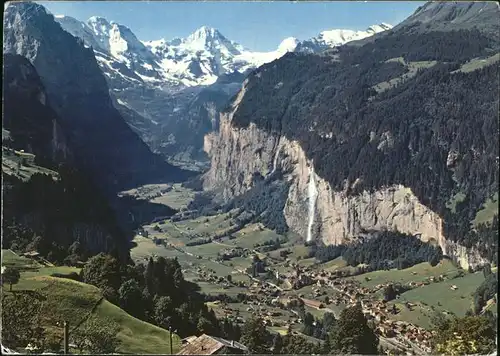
53,13,392,166
2,54,131,262
3,54,71,168
395,1,500,34
351,1,500,47
0,255,181,354
203,1,500,269
3,2,189,192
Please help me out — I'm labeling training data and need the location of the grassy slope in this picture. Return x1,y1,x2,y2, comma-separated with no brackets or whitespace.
2,249,180,354
351,260,459,288
388,272,486,329
317,257,348,272
373,59,437,93
2,149,59,181
231,224,284,249
396,272,485,316
2,249,42,269
446,191,466,214
150,183,195,210
90,300,181,354
453,53,500,73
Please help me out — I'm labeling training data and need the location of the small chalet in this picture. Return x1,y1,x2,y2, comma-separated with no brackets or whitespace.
177,334,247,355
22,251,41,261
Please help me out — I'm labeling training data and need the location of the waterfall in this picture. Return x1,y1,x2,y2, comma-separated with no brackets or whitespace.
270,146,281,175
306,164,318,242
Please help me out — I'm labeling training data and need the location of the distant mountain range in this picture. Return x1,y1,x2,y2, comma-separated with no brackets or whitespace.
51,14,393,167
55,15,392,87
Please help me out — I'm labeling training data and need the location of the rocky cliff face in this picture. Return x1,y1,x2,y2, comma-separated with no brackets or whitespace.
204,1,499,268
3,54,72,167
2,54,130,261
204,78,490,269
3,2,188,192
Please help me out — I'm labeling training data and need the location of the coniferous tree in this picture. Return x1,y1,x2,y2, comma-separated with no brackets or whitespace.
145,257,154,293
240,317,270,354
118,279,143,318
329,304,378,354
383,284,397,302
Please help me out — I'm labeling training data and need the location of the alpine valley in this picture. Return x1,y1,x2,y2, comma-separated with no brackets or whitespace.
54,13,392,168
1,1,499,355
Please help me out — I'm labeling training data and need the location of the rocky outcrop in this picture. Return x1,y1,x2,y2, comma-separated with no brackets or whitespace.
203,81,488,269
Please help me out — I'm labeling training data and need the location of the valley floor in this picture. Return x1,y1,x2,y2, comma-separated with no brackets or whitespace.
128,183,496,355
3,179,493,355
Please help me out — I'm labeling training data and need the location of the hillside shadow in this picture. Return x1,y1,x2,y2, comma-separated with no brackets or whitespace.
111,195,179,237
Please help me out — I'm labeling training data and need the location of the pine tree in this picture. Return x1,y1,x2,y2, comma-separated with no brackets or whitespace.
329,304,378,354
118,279,143,318
383,284,397,301
240,317,270,354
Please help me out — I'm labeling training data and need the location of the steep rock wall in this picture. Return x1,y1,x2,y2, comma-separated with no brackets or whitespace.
203,82,488,269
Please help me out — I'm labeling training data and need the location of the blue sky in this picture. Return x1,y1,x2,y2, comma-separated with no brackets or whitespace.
38,1,425,51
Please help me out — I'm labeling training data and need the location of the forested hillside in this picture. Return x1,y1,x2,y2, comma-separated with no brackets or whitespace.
80,254,242,340
230,26,499,262
2,172,129,263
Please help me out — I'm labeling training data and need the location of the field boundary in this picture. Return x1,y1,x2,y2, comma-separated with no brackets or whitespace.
55,295,105,347
69,296,105,333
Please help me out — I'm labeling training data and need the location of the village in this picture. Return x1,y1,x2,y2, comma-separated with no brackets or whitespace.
127,189,497,356
148,235,438,355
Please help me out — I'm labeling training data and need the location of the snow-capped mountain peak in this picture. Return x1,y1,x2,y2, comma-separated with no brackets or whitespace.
54,12,392,87
55,14,103,50
87,16,112,34
277,37,299,54
85,16,113,52
188,26,221,41
182,26,243,55
315,23,392,47
366,23,393,33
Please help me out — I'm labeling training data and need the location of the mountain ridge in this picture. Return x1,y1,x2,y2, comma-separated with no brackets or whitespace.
55,13,393,87
347,1,500,48
202,1,499,268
